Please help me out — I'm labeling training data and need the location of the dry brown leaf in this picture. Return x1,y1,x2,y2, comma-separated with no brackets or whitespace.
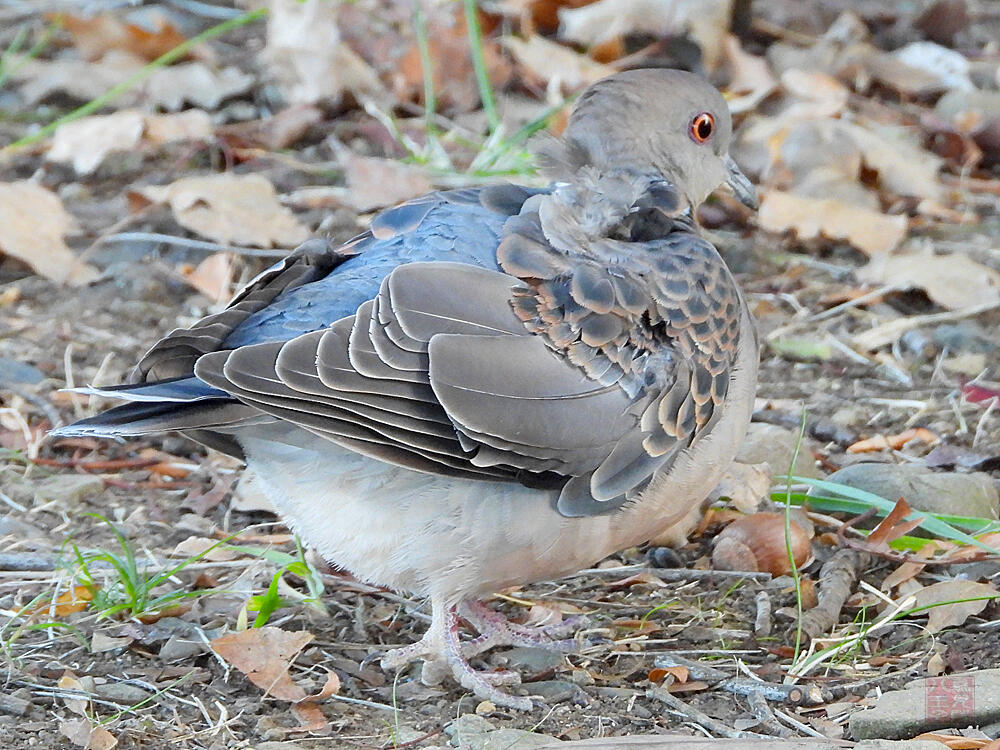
43,106,198,166
291,702,328,732
759,190,907,255
503,34,614,91
265,0,383,106
137,174,309,248
341,155,433,213
723,36,777,115
14,51,141,104
60,719,118,750
0,182,97,285
857,249,1000,312
709,461,772,513
494,0,599,34
840,121,944,202
37,585,94,616
866,498,924,548
171,535,238,562
14,52,253,111
559,0,732,71
54,11,187,62
58,672,92,717
47,111,145,175
911,580,997,633
394,5,510,113
143,110,213,145
144,62,255,111
847,428,939,453
182,252,235,303
211,627,313,701
779,69,849,120
217,105,323,151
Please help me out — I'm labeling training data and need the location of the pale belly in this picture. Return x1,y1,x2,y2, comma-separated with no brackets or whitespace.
237,312,758,604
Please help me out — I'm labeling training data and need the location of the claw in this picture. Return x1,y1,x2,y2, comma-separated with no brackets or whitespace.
376,597,587,710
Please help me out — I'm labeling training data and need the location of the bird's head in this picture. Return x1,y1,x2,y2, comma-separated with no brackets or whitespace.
544,68,757,211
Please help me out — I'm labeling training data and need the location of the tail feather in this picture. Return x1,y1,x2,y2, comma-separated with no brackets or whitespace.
50,399,260,439
67,376,229,403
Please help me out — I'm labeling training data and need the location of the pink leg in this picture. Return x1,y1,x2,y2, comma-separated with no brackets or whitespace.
459,600,586,656
380,597,531,710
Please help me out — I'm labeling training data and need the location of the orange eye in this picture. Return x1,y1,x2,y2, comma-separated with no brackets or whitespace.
689,112,715,144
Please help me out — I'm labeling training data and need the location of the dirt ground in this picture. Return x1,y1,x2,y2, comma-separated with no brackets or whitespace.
2,1,1000,748
3,215,999,748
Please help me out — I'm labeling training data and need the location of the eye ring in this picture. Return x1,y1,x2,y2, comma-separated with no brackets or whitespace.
689,112,715,144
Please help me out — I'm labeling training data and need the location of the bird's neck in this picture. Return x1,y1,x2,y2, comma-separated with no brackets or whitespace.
540,169,693,255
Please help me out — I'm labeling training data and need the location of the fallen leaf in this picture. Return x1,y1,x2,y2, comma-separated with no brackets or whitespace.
43,585,95,616
341,155,434,213
911,580,997,633
217,105,323,151
47,111,145,175
211,627,314,701
667,679,710,693
709,461,771,513
866,498,924,548
90,631,133,654
291,702,328,732
558,0,732,71
779,69,850,120
60,718,118,750
0,182,97,285
181,473,236,515
847,428,940,453
54,11,187,62
857,248,1000,312
840,120,944,202
14,52,253,111
182,252,235,303
759,190,907,255
171,535,238,562
265,0,383,106
394,5,510,113
503,34,614,91
144,62,255,111
723,35,777,114
13,50,140,104
58,672,92,716
143,109,214,146
136,174,310,247
712,512,814,576
47,110,213,175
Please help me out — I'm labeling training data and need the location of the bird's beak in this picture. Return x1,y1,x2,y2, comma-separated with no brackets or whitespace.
724,155,758,210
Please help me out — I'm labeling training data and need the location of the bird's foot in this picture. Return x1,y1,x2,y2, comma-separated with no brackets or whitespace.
459,600,587,656
379,636,437,673
441,607,531,710
377,603,530,709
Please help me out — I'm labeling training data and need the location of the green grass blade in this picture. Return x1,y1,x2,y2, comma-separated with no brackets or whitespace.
790,476,1000,554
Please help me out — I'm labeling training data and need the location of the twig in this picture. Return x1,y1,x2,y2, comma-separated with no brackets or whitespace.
30,457,160,472
95,232,289,259
798,547,871,640
754,591,772,637
646,686,769,739
746,689,792,737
